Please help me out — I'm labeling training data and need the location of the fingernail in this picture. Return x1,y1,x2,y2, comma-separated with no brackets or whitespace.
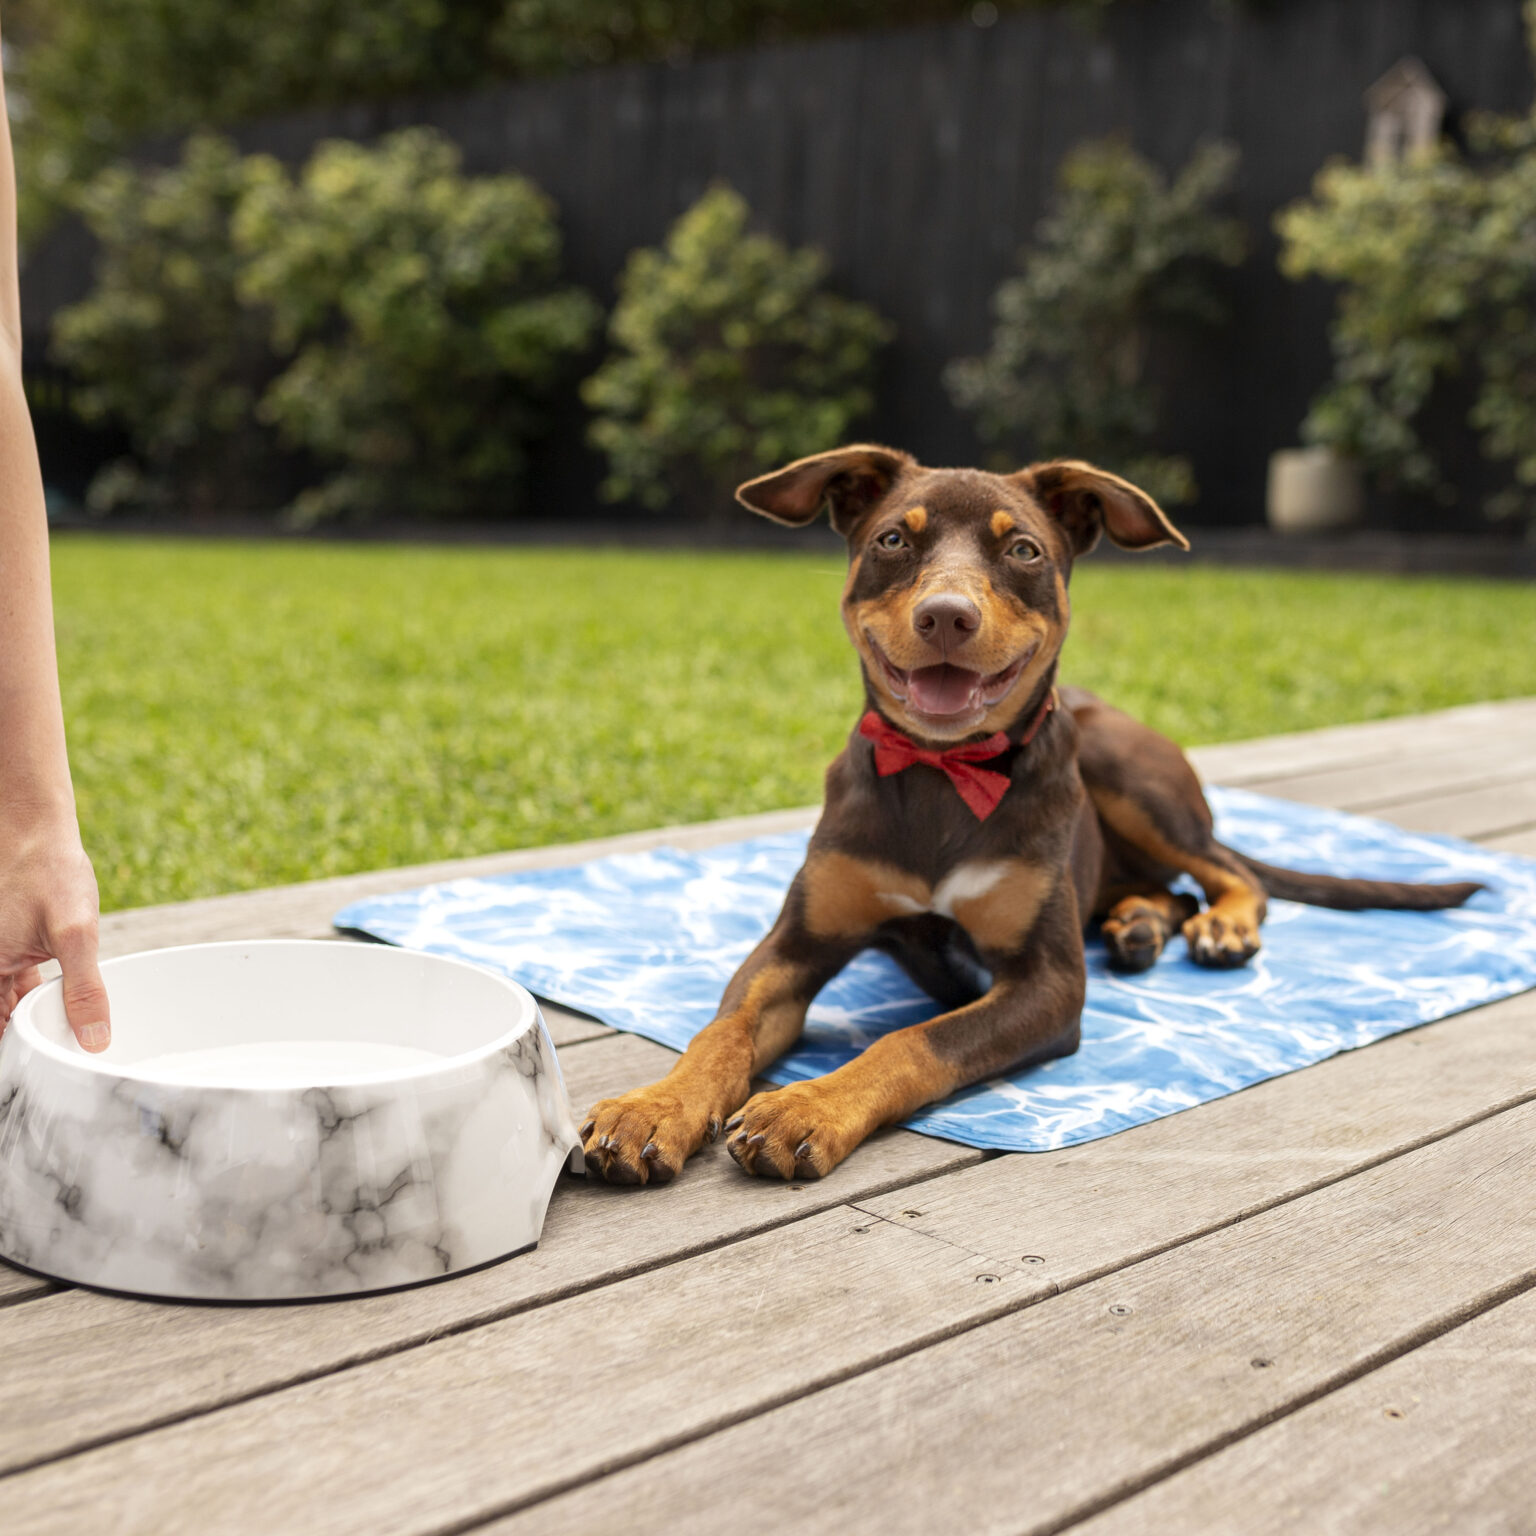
79,1023,111,1052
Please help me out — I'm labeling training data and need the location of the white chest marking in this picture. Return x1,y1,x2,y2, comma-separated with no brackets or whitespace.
876,861,1012,920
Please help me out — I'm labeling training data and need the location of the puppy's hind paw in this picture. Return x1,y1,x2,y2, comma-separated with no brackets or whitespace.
1182,908,1260,969
1102,894,1197,973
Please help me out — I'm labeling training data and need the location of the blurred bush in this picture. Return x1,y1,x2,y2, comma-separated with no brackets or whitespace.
51,136,289,515
945,138,1245,509
236,128,600,524
490,0,1084,73
582,185,893,519
1277,21,1536,532
52,129,596,523
9,0,1096,241
8,0,505,240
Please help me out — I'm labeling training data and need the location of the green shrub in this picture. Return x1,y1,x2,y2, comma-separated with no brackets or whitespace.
235,128,601,524
12,1,1115,241
52,129,597,523
1276,85,1536,529
582,185,893,518
489,0,1066,74
945,138,1245,507
50,135,288,514
10,0,504,240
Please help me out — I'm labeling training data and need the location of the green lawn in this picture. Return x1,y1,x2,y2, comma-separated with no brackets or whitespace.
51,538,1536,913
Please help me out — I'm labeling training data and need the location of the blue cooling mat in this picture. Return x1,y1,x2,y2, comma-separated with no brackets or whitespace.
335,788,1536,1152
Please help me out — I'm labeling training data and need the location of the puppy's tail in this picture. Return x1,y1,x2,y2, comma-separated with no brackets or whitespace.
1220,845,1483,912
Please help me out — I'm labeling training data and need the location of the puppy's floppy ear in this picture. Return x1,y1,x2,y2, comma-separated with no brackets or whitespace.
1017,460,1189,556
736,444,913,537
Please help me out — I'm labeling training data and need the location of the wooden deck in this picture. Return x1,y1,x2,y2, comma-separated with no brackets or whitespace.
4,698,1535,1535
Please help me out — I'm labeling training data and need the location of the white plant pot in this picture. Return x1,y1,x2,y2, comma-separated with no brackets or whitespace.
1266,447,1365,534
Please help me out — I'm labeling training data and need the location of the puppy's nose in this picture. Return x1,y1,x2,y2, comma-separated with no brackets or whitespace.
913,593,981,645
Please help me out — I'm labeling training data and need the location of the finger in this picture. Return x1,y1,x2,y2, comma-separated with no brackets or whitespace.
52,923,111,1052
13,964,42,999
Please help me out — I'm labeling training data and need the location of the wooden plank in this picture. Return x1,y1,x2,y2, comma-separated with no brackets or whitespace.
531,1000,612,1047
0,1028,981,1477
6,862,1531,1472
1373,777,1536,841
475,1100,1536,1536
0,1268,52,1305
6,987,1536,1525
96,802,820,956
0,1203,1046,1535
853,987,1536,1286
1186,698,1536,787
1485,826,1536,859
1227,737,1536,816
1069,1282,1536,1536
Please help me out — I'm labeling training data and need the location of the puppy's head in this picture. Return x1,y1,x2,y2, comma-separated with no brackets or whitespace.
737,444,1187,743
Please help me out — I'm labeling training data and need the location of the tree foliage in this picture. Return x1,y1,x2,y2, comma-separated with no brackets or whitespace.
52,130,597,522
1276,13,1536,530
490,0,1073,74
9,0,1090,238
236,128,600,523
581,185,893,517
9,0,505,238
946,138,1245,508
50,136,288,514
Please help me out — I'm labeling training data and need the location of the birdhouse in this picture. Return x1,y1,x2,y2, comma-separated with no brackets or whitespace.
1364,57,1447,167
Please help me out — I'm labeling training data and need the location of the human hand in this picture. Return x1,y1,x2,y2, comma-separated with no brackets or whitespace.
0,811,110,1051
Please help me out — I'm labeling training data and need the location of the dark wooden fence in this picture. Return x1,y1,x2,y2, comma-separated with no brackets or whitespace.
22,0,1535,528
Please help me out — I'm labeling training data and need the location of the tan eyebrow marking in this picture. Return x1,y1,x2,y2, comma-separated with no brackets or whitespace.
990,510,1015,540
903,506,928,533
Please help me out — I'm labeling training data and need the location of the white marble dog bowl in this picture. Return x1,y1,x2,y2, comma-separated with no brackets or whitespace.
0,941,582,1302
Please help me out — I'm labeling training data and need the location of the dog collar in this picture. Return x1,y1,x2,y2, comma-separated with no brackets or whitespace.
858,690,1055,820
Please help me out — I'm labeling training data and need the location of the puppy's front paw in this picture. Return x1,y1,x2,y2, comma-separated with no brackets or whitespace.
726,1081,862,1181
1182,908,1260,968
581,1085,722,1187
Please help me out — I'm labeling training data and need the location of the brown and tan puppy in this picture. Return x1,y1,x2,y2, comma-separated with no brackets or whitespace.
581,445,1480,1186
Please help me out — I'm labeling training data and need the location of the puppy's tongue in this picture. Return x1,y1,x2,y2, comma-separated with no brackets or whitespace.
907,664,979,716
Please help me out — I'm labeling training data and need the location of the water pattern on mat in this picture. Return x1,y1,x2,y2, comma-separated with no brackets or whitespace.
335,788,1536,1152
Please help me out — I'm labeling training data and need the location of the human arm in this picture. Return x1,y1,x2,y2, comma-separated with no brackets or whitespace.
0,32,111,1049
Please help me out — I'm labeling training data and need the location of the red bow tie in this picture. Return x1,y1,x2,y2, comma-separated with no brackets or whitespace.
857,692,1055,820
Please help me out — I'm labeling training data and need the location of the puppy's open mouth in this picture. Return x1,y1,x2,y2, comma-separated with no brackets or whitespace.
869,638,1031,719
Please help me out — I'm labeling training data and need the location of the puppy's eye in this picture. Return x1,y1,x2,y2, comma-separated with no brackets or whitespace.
1009,538,1043,562
876,529,907,550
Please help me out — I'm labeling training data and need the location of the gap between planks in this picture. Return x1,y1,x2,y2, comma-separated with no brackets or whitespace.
467,1100,1536,1536
1067,1281,1536,1534
0,1029,986,1476
3,987,1535,1531
13,1088,1536,1536
0,700,1523,1523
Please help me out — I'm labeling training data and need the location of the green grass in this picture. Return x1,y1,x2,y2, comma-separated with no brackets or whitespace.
51,539,1536,913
